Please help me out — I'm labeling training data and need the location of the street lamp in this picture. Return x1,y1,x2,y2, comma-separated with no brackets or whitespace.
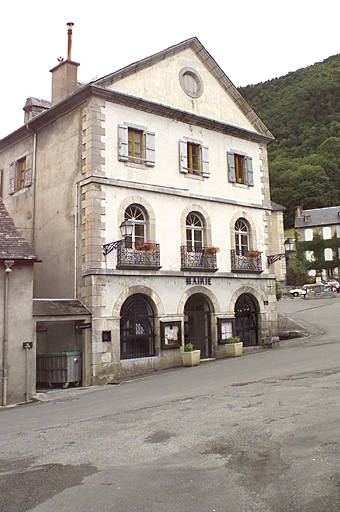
284,238,295,252
102,220,134,256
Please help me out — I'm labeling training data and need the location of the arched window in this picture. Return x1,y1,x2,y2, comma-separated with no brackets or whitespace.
235,219,250,256
124,205,146,247
120,294,155,359
186,212,203,252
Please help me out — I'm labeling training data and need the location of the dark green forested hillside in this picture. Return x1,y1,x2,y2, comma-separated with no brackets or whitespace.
239,54,340,227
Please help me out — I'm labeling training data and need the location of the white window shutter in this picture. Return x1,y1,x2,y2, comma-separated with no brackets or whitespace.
24,154,33,187
9,162,16,195
179,140,188,173
145,131,155,167
227,152,236,183
201,145,210,177
245,156,254,186
118,125,129,161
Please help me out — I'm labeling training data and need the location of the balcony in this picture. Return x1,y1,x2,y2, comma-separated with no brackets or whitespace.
117,242,161,270
181,246,218,271
230,249,263,273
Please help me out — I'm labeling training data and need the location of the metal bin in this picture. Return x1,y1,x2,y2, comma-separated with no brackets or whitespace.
36,351,82,388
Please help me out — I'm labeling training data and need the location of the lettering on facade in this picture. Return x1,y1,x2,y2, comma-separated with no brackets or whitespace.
186,277,212,286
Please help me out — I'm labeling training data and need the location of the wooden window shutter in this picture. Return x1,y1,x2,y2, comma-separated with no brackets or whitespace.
145,131,155,167
9,162,16,194
179,140,188,173
245,156,254,186
118,125,129,161
227,152,236,183
24,154,33,187
201,145,210,177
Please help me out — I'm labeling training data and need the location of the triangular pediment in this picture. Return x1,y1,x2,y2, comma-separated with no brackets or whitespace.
94,38,273,140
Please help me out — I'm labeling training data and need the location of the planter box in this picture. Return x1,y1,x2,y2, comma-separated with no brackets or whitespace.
181,349,201,367
225,342,243,357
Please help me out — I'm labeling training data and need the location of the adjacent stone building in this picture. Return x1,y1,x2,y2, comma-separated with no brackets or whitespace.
0,33,281,388
295,205,340,280
0,198,39,405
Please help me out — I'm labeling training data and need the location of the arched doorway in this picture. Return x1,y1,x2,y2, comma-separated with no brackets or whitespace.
120,294,155,359
235,294,258,347
184,294,211,358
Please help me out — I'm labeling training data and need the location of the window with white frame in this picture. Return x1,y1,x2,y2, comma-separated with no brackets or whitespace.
124,205,146,247
186,213,204,252
9,154,33,194
235,219,250,255
323,226,332,239
179,139,209,177
227,152,254,186
324,248,333,261
118,124,155,166
304,228,313,241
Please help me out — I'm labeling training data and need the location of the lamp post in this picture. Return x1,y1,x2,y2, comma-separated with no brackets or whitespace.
102,220,134,256
284,238,295,253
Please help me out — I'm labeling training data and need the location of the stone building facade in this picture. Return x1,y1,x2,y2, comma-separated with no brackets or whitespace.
0,35,280,387
0,199,39,405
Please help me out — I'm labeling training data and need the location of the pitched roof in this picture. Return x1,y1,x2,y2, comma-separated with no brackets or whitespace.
295,206,340,228
271,200,286,212
94,37,274,141
33,299,91,316
0,198,40,262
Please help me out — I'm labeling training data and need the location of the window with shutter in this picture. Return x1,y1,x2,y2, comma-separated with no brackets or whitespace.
179,139,209,178
227,152,254,187
8,154,32,194
118,124,155,167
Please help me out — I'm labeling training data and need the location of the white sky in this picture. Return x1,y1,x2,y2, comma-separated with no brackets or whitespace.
1,0,339,139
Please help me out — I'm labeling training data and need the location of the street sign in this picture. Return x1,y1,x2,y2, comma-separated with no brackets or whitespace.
23,342,33,349
76,322,92,330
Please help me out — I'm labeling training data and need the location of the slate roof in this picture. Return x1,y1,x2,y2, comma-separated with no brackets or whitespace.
33,299,91,316
0,198,40,262
271,200,286,212
295,206,340,228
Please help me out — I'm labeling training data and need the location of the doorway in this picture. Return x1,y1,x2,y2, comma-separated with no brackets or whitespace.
184,294,211,358
235,294,258,347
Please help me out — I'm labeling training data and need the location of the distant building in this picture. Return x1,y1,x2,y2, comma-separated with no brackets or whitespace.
295,205,340,280
0,28,282,389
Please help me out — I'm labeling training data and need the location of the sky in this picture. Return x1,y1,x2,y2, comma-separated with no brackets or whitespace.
1,0,340,138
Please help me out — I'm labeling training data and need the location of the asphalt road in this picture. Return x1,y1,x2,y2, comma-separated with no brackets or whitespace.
0,295,339,512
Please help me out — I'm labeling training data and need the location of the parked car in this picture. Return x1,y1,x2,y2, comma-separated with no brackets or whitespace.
289,287,306,297
324,281,340,292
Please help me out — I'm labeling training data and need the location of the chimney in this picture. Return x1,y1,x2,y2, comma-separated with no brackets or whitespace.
295,205,303,219
50,23,79,105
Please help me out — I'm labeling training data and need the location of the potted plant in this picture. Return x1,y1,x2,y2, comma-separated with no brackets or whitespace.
245,249,262,258
225,336,243,357
136,241,156,251
181,343,201,366
203,246,220,255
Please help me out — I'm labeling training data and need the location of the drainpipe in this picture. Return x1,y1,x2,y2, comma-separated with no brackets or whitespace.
2,260,14,407
32,132,37,248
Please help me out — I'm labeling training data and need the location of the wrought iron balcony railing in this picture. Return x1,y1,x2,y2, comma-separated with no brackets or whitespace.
181,246,218,271
117,242,161,269
230,249,263,273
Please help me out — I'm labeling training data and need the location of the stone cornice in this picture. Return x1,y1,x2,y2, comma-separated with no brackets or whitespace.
90,86,274,144
78,175,272,211
0,82,274,151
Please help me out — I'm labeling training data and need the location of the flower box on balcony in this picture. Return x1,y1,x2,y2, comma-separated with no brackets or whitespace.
117,242,161,270
230,249,263,273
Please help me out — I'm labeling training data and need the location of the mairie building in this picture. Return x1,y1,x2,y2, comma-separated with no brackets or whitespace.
0,31,283,391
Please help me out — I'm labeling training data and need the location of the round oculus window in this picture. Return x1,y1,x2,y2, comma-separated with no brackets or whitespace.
179,67,204,99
